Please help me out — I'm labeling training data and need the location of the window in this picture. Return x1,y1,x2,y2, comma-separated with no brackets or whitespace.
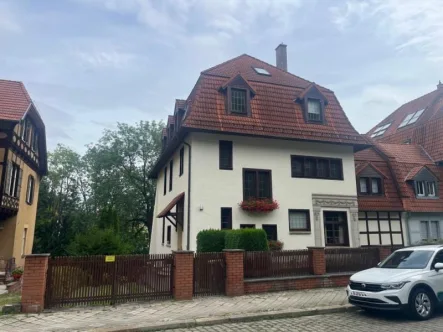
179,147,184,176
420,221,440,241
26,175,35,204
289,210,310,232
240,224,255,229
262,225,277,241
370,123,391,138
5,163,22,198
324,211,349,246
243,169,272,200
253,67,271,76
21,228,27,256
415,180,437,197
358,177,382,195
221,208,232,230
166,225,171,245
169,160,173,192
420,221,429,240
231,88,247,114
307,99,322,121
399,109,424,128
31,130,38,152
430,221,440,240
219,141,233,170
162,218,165,245
163,167,167,195
291,156,343,180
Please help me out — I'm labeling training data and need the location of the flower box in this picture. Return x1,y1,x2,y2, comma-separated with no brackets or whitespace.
239,199,279,213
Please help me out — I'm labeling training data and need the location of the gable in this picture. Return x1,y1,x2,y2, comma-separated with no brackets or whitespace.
357,164,387,178
408,166,439,182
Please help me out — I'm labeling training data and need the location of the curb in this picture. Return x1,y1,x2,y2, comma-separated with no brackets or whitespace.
97,305,357,332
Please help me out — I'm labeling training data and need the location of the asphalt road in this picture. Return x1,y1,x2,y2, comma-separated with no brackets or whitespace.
162,310,443,332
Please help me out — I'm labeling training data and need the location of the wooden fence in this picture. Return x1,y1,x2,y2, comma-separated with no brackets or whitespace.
45,254,173,308
325,247,379,273
244,250,312,279
193,252,226,296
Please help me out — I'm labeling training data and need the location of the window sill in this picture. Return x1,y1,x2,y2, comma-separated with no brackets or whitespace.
219,167,233,171
289,231,311,235
166,244,171,248
416,196,439,200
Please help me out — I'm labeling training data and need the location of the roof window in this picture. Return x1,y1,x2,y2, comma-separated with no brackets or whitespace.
371,123,391,138
253,67,271,76
399,109,424,128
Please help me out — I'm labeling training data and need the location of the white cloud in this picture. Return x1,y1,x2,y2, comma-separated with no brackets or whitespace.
330,0,443,62
0,1,21,33
76,50,138,69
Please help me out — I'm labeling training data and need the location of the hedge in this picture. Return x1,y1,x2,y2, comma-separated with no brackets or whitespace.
196,229,226,252
225,229,269,251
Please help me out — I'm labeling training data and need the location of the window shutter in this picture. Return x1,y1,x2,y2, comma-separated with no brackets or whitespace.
4,161,11,195
16,168,23,198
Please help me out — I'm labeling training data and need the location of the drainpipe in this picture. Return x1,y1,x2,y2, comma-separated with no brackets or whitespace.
183,141,191,251
404,212,411,246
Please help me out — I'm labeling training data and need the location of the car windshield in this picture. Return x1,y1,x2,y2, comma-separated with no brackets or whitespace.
379,250,434,269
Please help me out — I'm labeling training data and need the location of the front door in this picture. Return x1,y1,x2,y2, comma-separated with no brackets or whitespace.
324,211,349,246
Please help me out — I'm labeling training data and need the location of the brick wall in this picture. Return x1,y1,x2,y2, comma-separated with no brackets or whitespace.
21,254,50,313
224,250,244,296
173,251,194,301
309,247,326,275
244,274,351,294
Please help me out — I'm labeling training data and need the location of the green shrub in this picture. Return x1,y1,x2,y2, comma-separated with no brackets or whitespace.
268,240,283,251
196,229,226,252
225,229,269,251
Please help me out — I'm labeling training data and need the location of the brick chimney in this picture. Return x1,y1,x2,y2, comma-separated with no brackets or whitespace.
438,80,443,90
275,43,287,71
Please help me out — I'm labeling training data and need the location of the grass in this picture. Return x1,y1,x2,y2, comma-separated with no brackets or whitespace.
0,293,21,307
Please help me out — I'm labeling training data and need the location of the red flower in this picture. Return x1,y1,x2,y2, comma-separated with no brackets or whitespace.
239,199,279,212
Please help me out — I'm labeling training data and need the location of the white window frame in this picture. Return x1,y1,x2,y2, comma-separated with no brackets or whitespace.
416,181,426,197
307,99,322,121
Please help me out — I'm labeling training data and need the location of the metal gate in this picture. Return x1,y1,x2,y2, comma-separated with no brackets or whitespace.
45,254,173,308
193,252,225,296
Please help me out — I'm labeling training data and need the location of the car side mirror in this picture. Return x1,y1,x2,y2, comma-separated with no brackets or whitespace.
434,262,443,272
377,262,381,267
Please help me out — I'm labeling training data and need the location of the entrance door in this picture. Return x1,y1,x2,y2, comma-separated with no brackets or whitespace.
324,211,349,246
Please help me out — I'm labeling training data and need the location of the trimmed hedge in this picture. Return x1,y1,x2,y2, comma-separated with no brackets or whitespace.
225,229,269,251
196,229,226,252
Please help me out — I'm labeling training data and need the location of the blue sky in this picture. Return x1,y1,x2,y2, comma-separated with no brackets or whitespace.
1,0,442,151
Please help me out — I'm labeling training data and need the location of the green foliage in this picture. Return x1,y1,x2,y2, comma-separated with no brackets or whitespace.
34,121,163,256
67,228,133,256
225,229,269,251
196,229,226,252
11,267,23,275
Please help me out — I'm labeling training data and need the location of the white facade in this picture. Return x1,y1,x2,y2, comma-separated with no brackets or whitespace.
151,132,361,253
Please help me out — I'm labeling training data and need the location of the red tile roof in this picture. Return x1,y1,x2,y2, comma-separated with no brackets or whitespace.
0,79,32,121
377,143,434,164
182,54,366,146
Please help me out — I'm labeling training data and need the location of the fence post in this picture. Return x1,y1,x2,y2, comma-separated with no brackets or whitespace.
21,254,50,313
223,249,244,297
172,250,194,300
378,246,392,262
308,247,326,275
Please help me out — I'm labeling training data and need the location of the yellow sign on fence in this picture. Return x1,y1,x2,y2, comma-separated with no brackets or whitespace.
105,255,115,263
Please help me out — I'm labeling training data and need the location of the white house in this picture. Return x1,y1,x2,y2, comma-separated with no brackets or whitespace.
149,44,368,253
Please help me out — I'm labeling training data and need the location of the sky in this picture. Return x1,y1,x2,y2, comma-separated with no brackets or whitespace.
0,0,442,152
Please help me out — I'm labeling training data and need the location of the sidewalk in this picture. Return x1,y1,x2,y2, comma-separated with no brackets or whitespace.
0,288,349,332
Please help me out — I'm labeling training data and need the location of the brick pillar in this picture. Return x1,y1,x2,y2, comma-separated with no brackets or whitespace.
21,254,50,313
378,246,392,262
308,247,326,275
224,249,244,296
173,251,194,301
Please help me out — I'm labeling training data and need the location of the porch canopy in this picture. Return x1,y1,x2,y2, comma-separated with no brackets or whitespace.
157,192,184,229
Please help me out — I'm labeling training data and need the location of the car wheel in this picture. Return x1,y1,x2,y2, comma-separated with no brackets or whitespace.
409,288,434,320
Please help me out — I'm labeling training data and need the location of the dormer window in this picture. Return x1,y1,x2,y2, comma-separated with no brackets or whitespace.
415,180,437,197
231,89,247,114
358,177,382,195
307,99,322,122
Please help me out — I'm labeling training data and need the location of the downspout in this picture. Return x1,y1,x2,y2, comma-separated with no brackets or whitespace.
183,141,191,251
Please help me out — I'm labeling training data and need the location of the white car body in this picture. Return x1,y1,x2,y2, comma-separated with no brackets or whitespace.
347,245,443,313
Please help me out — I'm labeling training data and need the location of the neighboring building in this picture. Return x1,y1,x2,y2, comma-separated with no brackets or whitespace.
357,82,443,246
0,80,47,266
149,44,368,253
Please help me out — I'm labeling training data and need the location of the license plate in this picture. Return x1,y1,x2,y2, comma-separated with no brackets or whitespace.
350,291,367,297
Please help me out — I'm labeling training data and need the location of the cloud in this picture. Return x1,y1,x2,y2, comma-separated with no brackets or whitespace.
0,1,21,33
330,0,443,62
75,50,138,69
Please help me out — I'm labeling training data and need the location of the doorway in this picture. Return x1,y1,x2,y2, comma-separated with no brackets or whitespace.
324,211,349,246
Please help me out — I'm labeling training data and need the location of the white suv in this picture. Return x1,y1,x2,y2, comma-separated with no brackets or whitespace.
347,245,443,320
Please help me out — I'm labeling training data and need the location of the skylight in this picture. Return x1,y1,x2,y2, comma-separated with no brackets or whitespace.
370,123,391,138
253,67,271,76
398,109,425,128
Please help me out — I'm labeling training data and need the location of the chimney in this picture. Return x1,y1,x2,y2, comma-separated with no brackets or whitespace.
437,80,443,90
275,43,287,71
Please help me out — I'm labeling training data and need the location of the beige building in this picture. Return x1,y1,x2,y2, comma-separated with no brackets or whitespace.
0,80,47,267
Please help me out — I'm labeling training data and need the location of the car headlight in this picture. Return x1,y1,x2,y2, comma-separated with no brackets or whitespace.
380,281,410,290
